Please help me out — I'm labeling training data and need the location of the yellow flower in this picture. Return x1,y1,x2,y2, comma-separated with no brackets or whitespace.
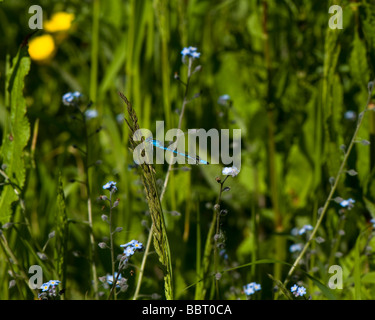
44,12,75,33
28,34,56,62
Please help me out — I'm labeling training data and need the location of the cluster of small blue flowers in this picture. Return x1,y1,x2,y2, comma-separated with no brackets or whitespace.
219,248,228,261
291,224,313,237
218,94,231,106
243,282,261,297
291,224,314,236
38,280,61,299
297,224,313,235
344,110,356,121
291,284,307,297
103,181,117,192
84,109,98,120
120,240,143,258
99,272,128,293
289,243,303,253
62,91,82,106
222,166,240,177
106,272,121,288
289,225,313,253
181,46,201,59
40,279,60,291
339,198,355,210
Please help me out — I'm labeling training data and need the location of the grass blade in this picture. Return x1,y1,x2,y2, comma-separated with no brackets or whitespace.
55,172,69,298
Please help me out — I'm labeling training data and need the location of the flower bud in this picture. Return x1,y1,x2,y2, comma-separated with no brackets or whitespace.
37,252,48,260
114,227,123,233
98,242,108,249
112,199,120,208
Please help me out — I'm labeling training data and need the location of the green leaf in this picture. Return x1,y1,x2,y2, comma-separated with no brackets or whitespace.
98,35,127,97
350,30,369,88
303,272,337,301
362,2,375,66
322,26,343,178
361,272,375,284
0,46,31,224
354,235,362,300
363,197,375,220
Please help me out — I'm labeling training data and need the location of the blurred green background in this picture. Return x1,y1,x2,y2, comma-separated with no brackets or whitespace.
1,0,375,300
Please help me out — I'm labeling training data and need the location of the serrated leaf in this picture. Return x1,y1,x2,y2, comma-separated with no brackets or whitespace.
362,3,375,62
0,46,31,223
349,31,369,87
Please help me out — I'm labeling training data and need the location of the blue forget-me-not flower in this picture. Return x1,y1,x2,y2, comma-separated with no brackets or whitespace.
243,282,261,297
62,91,82,106
218,94,232,107
339,198,355,210
298,224,313,235
84,109,98,120
103,181,117,192
289,243,303,253
181,46,201,59
107,273,122,288
222,166,240,177
120,239,143,258
290,284,307,297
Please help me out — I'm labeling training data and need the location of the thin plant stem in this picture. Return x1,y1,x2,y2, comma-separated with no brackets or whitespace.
132,222,153,300
327,215,346,270
283,81,374,287
81,109,99,299
261,0,284,283
133,57,193,300
108,257,127,300
250,171,259,279
87,0,100,296
90,0,100,102
195,199,201,291
108,191,116,300
213,175,229,299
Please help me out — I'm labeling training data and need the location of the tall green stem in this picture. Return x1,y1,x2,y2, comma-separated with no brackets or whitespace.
82,111,98,299
261,0,284,283
108,193,116,300
213,175,229,299
283,81,374,286
90,0,100,103
87,0,100,298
